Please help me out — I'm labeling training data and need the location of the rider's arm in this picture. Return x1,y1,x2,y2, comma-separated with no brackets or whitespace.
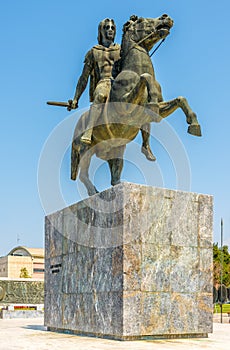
73,50,94,107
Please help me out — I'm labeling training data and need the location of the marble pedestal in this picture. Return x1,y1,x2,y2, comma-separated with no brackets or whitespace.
44,183,213,340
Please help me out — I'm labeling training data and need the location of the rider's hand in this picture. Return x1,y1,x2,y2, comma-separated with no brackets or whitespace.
71,99,79,109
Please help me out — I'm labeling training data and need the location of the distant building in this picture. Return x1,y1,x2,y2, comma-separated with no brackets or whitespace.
0,246,44,280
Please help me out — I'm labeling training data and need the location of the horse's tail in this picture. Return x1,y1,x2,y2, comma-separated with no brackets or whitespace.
71,142,80,181
70,110,89,181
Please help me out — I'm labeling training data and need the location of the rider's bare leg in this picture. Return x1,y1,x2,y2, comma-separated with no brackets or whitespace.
159,97,201,136
81,80,111,145
80,103,103,144
141,123,156,161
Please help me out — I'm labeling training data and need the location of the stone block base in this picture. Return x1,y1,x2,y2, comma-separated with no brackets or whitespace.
44,183,213,340
46,326,208,340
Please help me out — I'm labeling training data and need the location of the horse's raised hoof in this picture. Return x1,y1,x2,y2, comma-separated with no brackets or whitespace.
188,124,202,137
141,145,156,161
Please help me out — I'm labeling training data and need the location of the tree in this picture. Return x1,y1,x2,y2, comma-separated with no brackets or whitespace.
213,243,230,287
19,267,31,278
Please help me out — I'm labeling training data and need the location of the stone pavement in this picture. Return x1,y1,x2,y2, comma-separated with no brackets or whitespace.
0,317,229,350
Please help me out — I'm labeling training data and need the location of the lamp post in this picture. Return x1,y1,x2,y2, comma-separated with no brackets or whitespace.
220,218,223,323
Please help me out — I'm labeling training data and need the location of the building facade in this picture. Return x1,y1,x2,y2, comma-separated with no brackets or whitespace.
0,246,44,280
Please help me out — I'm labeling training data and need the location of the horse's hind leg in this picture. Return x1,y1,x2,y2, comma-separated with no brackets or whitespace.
159,97,202,136
79,148,99,196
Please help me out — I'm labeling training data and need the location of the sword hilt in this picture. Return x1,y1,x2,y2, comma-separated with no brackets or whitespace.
67,99,73,111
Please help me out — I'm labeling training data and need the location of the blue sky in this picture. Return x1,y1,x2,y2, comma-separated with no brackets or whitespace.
0,0,230,255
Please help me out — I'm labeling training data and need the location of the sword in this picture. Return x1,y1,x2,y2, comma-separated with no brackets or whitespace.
47,99,76,111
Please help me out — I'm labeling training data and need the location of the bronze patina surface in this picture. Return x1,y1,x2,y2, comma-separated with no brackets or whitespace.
70,18,155,161
48,14,202,196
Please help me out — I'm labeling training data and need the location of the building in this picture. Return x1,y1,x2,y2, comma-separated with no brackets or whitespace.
0,246,44,280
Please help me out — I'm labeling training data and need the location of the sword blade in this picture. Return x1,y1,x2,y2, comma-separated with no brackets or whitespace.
47,101,70,107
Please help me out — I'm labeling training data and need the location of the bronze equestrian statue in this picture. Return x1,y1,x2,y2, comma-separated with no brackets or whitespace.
48,14,201,196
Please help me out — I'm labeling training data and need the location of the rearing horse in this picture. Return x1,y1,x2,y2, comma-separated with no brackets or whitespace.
71,14,201,196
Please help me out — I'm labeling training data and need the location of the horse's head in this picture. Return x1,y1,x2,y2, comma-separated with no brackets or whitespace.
122,14,174,52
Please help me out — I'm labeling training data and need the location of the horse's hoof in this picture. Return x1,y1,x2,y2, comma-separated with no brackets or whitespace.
87,187,99,196
141,145,156,161
187,124,202,137
111,180,121,186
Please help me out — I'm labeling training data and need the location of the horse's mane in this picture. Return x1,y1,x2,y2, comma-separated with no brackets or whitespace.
122,15,139,33
121,15,139,55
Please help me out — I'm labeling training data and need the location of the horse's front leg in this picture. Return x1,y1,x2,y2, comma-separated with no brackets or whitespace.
159,97,202,136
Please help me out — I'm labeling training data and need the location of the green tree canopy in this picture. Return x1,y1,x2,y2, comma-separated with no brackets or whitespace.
213,243,230,287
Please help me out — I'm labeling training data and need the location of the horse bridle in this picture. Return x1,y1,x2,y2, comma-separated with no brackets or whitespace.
130,27,166,57
149,38,165,57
